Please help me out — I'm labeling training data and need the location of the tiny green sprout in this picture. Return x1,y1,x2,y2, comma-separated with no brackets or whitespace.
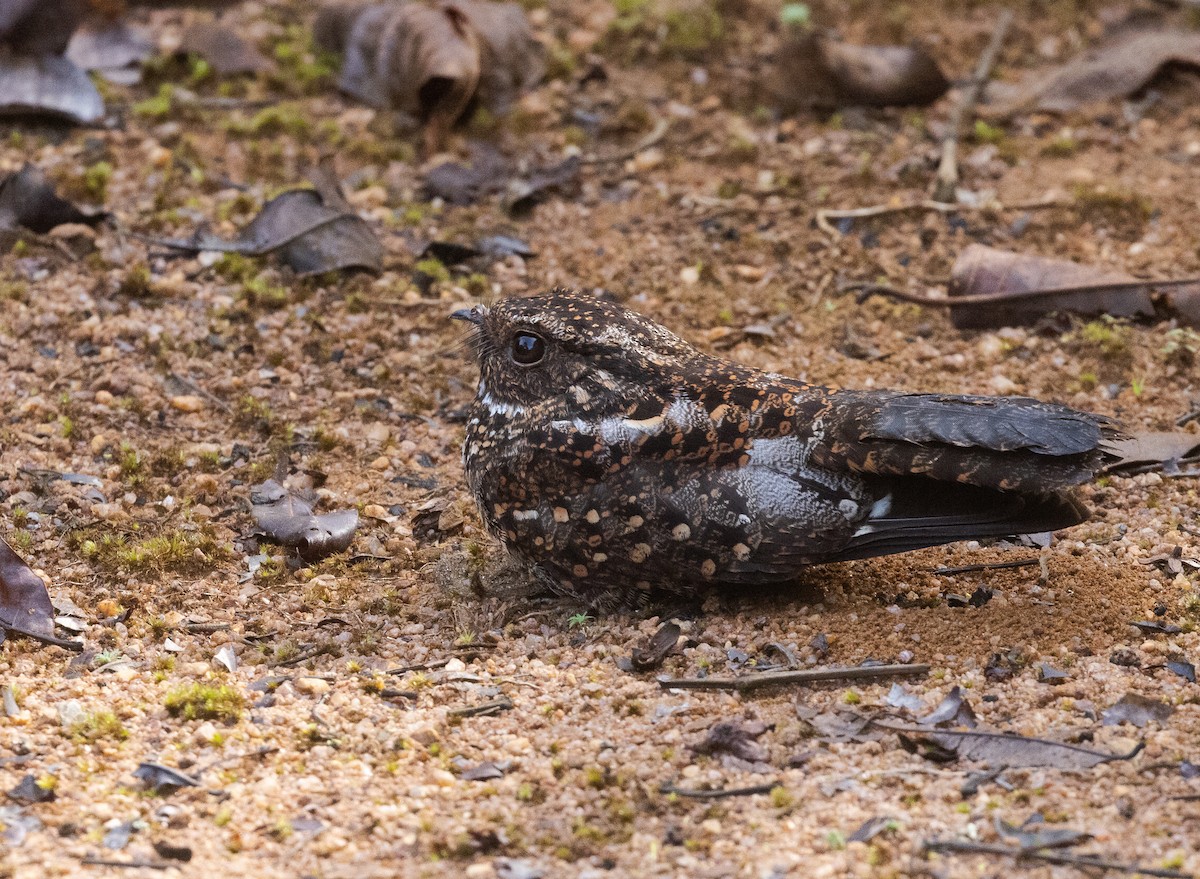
1131,377,1145,397
567,612,593,629
92,650,123,667
164,683,245,723
825,829,846,851
770,786,794,808
516,782,535,801
842,689,861,705
780,3,810,27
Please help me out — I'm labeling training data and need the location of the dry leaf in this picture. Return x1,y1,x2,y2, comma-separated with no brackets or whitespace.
65,20,153,84
994,27,1200,115
775,30,948,111
0,537,75,648
890,724,1143,769
316,0,541,152
947,244,1200,329
1103,430,1200,473
153,167,382,275
250,479,359,562
0,164,106,238
0,53,104,123
178,21,274,76
0,0,84,56
1101,693,1174,728
627,621,681,672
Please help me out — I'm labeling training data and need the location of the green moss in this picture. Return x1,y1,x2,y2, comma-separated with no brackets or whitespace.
268,25,338,95
662,6,723,58
240,274,289,308
972,120,1006,145
118,263,156,298
83,161,113,201
414,258,450,284
70,710,129,742
1072,184,1152,231
133,84,175,119
1042,135,1078,157
213,252,259,282
165,682,245,723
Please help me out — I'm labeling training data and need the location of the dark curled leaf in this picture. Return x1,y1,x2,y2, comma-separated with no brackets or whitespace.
178,22,274,76
995,815,1090,850
947,244,1200,330
886,723,1145,768
151,840,193,862
133,762,200,795
0,164,106,235
1101,693,1174,728
691,720,770,764
918,686,978,728
1104,431,1200,474
847,816,897,844
152,168,382,275
1131,620,1182,635
7,774,55,804
0,53,103,123
1164,661,1196,683
250,479,359,562
0,536,78,649
1037,663,1069,684
504,155,581,215
775,30,948,111
459,761,505,781
628,622,681,672
424,146,513,205
65,21,154,84
994,26,1200,115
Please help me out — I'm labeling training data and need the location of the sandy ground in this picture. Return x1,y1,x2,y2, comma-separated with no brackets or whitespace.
1,1,1199,877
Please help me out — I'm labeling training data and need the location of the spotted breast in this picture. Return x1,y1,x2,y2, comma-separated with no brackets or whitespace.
454,289,1120,609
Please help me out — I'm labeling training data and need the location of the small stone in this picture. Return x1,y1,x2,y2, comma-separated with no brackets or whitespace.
679,265,700,285
988,374,1018,395
370,455,390,471
362,504,390,520
195,721,220,744
632,147,664,173
170,394,205,413
296,677,331,696
94,390,114,406
444,657,467,673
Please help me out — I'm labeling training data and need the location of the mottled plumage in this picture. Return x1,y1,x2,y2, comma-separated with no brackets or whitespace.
454,289,1120,608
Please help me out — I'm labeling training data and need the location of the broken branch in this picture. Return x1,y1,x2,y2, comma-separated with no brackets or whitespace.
659,663,929,692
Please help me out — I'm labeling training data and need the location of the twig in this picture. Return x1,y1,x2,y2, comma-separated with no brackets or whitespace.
168,371,232,413
660,781,780,800
815,197,1061,237
270,644,334,668
81,857,170,870
847,276,1200,308
447,695,513,718
583,117,670,166
386,658,451,676
923,839,1192,877
932,9,1014,202
659,663,929,692
927,558,1039,576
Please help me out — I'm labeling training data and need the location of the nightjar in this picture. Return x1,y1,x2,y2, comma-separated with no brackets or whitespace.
454,289,1119,608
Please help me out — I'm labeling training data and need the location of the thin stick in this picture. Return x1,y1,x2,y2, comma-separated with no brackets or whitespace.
927,558,1039,576
923,839,1192,878
81,857,170,870
932,9,1014,202
847,276,1200,308
660,781,780,800
447,695,514,718
583,117,670,166
814,197,1060,236
659,663,929,692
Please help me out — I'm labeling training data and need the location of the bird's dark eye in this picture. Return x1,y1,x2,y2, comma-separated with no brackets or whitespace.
511,331,545,366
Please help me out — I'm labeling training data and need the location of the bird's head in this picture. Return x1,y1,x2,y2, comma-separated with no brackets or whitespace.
452,288,699,414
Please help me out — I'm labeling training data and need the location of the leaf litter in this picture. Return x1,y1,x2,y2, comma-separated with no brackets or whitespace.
151,166,382,275
250,479,359,562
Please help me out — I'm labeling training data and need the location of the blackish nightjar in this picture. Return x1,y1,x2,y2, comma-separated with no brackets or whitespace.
454,289,1120,609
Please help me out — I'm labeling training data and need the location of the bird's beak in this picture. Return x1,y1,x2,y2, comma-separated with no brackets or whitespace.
451,306,484,325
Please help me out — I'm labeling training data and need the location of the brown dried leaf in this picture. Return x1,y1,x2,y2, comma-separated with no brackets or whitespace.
1103,430,1200,473
178,21,274,76
691,719,771,769
995,27,1200,115
0,537,75,648
153,169,382,275
0,53,104,123
66,20,153,84
889,723,1143,769
0,164,106,236
775,31,948,111
1101,693,1174,728
628,622,681,672
250,479,359,562
947,244,1200,329
0,0,83,56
